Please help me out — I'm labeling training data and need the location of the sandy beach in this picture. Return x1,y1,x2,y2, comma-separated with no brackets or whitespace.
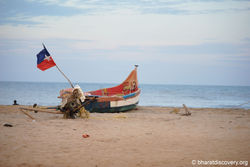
0,105,250,167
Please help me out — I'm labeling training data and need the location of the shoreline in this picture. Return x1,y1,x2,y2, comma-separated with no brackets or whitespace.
0,105,250,167
1,104,250,110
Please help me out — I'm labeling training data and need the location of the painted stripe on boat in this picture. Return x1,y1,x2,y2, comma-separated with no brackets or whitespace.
123,93,136,99
110,94,139,108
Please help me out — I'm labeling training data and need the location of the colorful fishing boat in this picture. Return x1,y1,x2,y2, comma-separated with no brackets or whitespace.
84,65,140,113
36,45,140,115
58,65,140,113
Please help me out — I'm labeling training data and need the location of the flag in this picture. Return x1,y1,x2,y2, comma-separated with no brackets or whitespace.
36,45,56,71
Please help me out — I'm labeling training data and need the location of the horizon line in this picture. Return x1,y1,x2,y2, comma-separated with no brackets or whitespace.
0,80,250,87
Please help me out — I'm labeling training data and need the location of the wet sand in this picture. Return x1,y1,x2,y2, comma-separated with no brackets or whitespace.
0,105,250,167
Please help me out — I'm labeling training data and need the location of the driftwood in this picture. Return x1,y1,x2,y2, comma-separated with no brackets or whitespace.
182,104,191,116
19,107,62,114
20,109,35,120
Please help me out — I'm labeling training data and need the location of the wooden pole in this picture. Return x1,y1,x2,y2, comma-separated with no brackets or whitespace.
55,65,74,88
19,107,62,114
21,109,35,120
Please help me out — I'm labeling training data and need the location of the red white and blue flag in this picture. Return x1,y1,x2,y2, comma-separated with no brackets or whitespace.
36,45,56,71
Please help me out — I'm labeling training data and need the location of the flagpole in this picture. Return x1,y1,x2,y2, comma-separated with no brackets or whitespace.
42,43,74,88
55,65,74,88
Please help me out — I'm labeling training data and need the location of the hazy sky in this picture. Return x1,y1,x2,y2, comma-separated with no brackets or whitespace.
0,0,250,86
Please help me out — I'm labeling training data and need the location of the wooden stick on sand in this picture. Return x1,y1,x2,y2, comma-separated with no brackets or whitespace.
19,107,62,114
182,104,191,116
20,109,35,120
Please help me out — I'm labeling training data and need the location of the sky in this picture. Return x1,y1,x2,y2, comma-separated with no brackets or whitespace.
0,0,250,86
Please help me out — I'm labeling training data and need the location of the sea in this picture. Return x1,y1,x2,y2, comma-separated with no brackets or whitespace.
0,81,250,109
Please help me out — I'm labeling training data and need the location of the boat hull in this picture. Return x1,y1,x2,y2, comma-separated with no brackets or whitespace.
85,102,138,113
84,91,140,113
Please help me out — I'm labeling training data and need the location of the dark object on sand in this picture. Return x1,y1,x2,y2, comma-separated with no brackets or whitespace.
33,103,38,113
13,100,19,105
3,123,13,127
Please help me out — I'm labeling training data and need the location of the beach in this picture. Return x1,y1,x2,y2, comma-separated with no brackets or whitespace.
0,105,249,167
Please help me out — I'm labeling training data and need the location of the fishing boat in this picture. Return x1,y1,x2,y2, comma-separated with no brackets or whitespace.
83,65,140,113
58,65,140,113
34,45,140,117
